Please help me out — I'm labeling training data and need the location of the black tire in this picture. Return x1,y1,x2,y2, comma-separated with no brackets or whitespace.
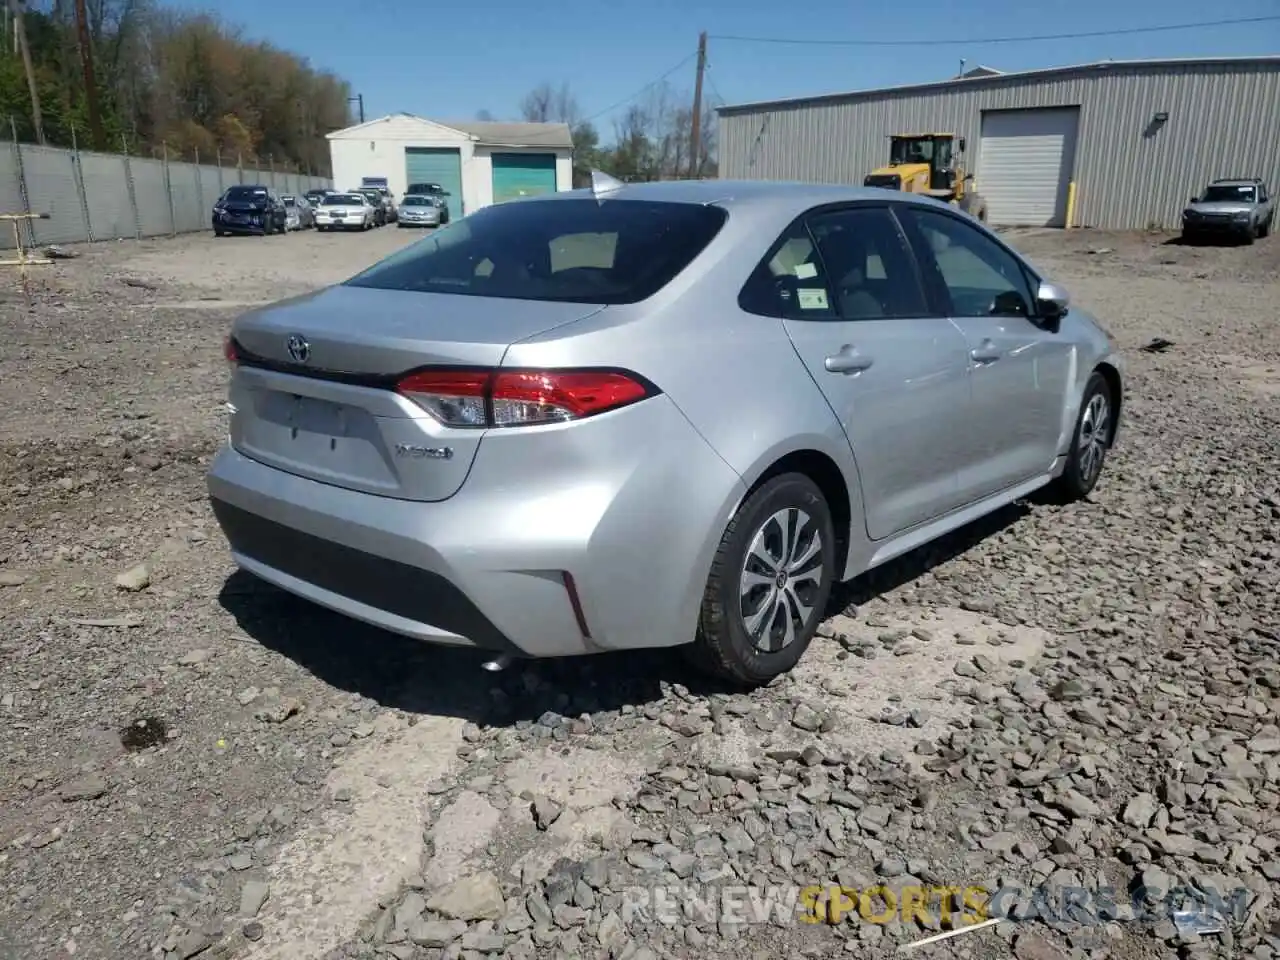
1050,371,1113,502
686,473,836,686
1260,217,1271,239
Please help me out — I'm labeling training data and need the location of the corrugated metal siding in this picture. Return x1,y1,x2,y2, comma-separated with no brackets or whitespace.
81,150,136,241
719,61,1280,230
0,144,334,248
23,145,88,244
168,163,203,234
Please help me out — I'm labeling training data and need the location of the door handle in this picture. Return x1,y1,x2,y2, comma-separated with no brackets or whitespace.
824,345,875,374
970,341,1002,364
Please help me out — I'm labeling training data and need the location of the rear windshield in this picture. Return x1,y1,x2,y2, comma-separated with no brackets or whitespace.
225,186,267,201
324,194,364,205
1202,184,1256,203
345,198,728,305
283,197,296,206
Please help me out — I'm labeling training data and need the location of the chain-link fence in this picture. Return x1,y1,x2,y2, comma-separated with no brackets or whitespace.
1,122,333,249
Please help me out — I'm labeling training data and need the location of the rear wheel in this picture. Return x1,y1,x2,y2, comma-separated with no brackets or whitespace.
686,473,835,687
1050,371,1113,502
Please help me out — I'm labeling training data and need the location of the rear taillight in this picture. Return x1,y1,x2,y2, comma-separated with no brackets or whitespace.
395,368,656,428
224,337,239,365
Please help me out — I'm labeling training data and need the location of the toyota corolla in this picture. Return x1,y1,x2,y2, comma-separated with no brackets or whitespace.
208,179,1123,685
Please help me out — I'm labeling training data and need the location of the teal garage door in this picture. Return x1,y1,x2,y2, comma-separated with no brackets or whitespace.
492,153,557,204
405,147,463,221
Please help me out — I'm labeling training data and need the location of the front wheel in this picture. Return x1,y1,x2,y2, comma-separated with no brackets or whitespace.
1050,371,1113,502
686,473,835,686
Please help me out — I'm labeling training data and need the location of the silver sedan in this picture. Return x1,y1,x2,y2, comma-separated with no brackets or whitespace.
397,194,444,228
208,180,1124,685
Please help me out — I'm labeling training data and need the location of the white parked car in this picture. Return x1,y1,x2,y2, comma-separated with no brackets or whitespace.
315,193,376,232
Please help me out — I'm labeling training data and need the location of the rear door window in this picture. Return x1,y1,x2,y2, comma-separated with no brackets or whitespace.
738,223,836,320
345,199,728,304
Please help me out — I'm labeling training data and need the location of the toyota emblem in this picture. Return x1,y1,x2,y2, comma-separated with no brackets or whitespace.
286,334,310,364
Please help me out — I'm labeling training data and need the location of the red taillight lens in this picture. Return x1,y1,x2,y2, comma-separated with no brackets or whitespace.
224,337,239,365
395,368,655,428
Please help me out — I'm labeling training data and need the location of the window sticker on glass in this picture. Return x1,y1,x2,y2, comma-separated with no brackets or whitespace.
793,262,818,280
797,288,829,310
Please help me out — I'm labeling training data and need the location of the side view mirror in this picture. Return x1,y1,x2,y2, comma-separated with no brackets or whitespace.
1189,195,1197,203
958,137,967,152
1036,280,1070,323
964,173,975,181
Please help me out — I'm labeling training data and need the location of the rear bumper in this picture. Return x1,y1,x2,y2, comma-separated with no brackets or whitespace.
206,395,745,658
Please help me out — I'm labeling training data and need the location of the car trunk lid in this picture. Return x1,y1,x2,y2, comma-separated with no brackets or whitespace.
227,285,601,501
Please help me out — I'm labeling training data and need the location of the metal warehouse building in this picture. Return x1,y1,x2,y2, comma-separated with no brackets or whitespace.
716,57,1280,230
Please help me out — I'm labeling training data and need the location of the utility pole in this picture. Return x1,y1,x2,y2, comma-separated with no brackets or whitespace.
348,94,364,124
688,32,707,180
73,0,105,150
8,0,45,145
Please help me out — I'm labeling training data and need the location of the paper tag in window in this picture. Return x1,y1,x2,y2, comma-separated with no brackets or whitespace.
793,262,818,279
797,288,828,310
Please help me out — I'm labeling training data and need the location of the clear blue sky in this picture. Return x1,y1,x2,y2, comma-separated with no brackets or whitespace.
165,0,1279,136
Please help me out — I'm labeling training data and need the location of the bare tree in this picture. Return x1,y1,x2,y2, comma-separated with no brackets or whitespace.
475,108,495,121
520,81,580,125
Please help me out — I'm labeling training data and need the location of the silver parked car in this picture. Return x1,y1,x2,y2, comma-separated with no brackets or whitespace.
398,194,444,228
282,195,315,231
209,181,1124,685
314,193,375,232
1181,178,1273,243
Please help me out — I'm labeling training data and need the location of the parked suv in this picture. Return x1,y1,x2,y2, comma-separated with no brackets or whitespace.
1182,178,1273,243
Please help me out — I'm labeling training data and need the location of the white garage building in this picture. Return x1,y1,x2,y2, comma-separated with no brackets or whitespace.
326,114,574,221
716,56,1280,230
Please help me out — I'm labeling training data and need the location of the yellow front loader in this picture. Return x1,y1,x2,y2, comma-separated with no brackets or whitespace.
863,133,987,222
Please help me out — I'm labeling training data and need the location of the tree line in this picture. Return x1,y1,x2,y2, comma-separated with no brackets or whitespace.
509,80,718,185
1,0,351,173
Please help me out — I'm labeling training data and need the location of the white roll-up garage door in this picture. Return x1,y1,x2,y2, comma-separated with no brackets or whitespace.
978,108,1080,227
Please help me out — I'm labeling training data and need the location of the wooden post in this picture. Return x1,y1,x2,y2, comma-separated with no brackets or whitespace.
688,31,707,179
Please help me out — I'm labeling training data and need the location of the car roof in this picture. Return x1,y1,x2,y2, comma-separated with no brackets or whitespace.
529,178,954,219
1210,177,1263,186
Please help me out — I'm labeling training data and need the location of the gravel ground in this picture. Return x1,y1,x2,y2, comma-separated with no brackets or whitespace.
1,223,1277,960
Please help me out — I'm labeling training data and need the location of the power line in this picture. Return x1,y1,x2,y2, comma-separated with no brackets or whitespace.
709,14,1280,48
507,51,699,146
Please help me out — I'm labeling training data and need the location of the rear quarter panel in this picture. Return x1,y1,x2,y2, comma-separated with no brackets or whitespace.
503,200,867,586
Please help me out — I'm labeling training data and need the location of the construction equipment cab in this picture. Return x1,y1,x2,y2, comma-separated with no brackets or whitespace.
863,133,987,221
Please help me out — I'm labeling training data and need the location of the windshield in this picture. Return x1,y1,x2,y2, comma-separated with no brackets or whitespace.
409,183,443,194
402,196,434,206
1201,185,1256,203
345,198,728,305
283,197,296,206
890,137,935,165
324,194,365,205
224,186,267,202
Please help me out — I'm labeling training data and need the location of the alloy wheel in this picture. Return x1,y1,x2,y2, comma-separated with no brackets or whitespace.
738,507,824,653
1078,392,1110,484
